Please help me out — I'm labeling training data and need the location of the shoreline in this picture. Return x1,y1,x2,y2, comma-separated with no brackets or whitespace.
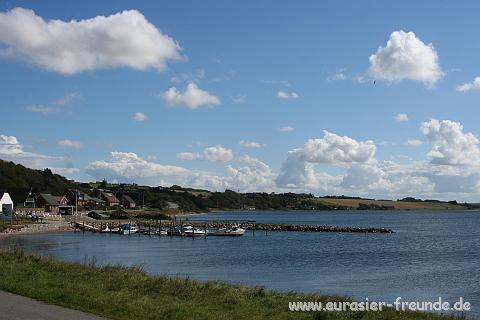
0,251,466,320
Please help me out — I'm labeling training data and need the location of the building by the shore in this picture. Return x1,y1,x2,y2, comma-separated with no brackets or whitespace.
0,190,13,214
36,193,74,214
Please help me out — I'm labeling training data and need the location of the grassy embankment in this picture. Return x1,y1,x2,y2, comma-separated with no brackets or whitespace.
0,251,466,320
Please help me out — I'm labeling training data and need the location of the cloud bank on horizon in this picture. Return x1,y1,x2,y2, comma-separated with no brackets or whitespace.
1,4,480,201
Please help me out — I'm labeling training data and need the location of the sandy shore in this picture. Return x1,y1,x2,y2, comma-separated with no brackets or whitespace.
0,220,73,237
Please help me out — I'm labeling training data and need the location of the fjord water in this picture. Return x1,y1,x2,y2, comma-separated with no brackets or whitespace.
2,210,479,315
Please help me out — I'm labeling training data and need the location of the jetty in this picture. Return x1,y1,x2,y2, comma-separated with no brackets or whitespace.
72,219,393,235
186,221,393,233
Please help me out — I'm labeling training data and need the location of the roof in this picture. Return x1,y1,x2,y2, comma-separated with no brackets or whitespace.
101,192,120,203
0,188,34,204
122,195,135,204
39,193,65,206
89,197,105,203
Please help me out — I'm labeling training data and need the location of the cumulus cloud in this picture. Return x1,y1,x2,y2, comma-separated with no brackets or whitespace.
277,90,299,99
177,145,233,162
0,134,67,169
58,139,83,149
368,30,443,85
301,131,376,166
456,77,480,92
160,83,220,109
395,113,409,122
274,119,480,200
278,126,294,132
224,155,274,192
276,131,376,189
133,112,148,122
239,140,263,148
421,119,480,166
86,152,272,191
0,8,183,74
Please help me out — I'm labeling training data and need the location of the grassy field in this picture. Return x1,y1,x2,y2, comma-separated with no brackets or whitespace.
316,198,467,211
0,251,467,320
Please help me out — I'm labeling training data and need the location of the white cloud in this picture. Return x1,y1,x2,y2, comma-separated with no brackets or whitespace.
0,8,183,74
421,119,480,166
368,30,443,85
301,131,377,166
277,90,299,99
224,155,274,192
406,139,423,146
0,134,66,169
278,126,294,132
456,77,480,92
160,83,220,109
239,140,263,148
395,113,409,122
58,139,83,149
133,112,148,122
276,131,377,189
177,145,233,162
176,152,201,161
203,145,233,162
86,152,272,192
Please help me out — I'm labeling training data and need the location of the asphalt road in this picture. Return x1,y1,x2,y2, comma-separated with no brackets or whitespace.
0,290,107,320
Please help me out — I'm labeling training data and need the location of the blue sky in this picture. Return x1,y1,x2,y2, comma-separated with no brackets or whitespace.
1,1,480,200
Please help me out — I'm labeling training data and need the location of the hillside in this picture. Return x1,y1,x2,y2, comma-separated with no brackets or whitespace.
0,160,79,195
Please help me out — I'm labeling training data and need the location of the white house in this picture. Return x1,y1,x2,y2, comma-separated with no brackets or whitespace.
0,190,14,214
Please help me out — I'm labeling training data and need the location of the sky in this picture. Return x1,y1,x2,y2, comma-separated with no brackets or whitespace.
1,0,480,201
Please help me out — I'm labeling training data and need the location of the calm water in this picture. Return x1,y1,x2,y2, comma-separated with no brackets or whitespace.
2,210,479,316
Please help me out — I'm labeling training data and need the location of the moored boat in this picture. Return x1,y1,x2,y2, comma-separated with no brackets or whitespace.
209,225,245,236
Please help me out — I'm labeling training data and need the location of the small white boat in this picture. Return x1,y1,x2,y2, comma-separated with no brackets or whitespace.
159,230,168,236
183,226,207,237
101,226,111,233
120,224,138,235
209,225,246,237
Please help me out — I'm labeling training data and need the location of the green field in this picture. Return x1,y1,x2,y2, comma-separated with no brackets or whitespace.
0,251,467,320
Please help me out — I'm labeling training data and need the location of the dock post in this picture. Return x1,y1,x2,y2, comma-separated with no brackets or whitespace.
265,226,268,237
148,222,151,236
109,222,112,236
253,223,255,236
129,221,131,235
100,222,103,233
169,221,172,238
180,221,183,238
204,223,207,240
82,220,85,234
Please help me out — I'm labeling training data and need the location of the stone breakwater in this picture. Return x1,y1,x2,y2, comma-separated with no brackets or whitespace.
183,221,394,233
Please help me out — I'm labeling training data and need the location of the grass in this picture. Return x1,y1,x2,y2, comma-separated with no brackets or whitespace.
0,251,468,320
